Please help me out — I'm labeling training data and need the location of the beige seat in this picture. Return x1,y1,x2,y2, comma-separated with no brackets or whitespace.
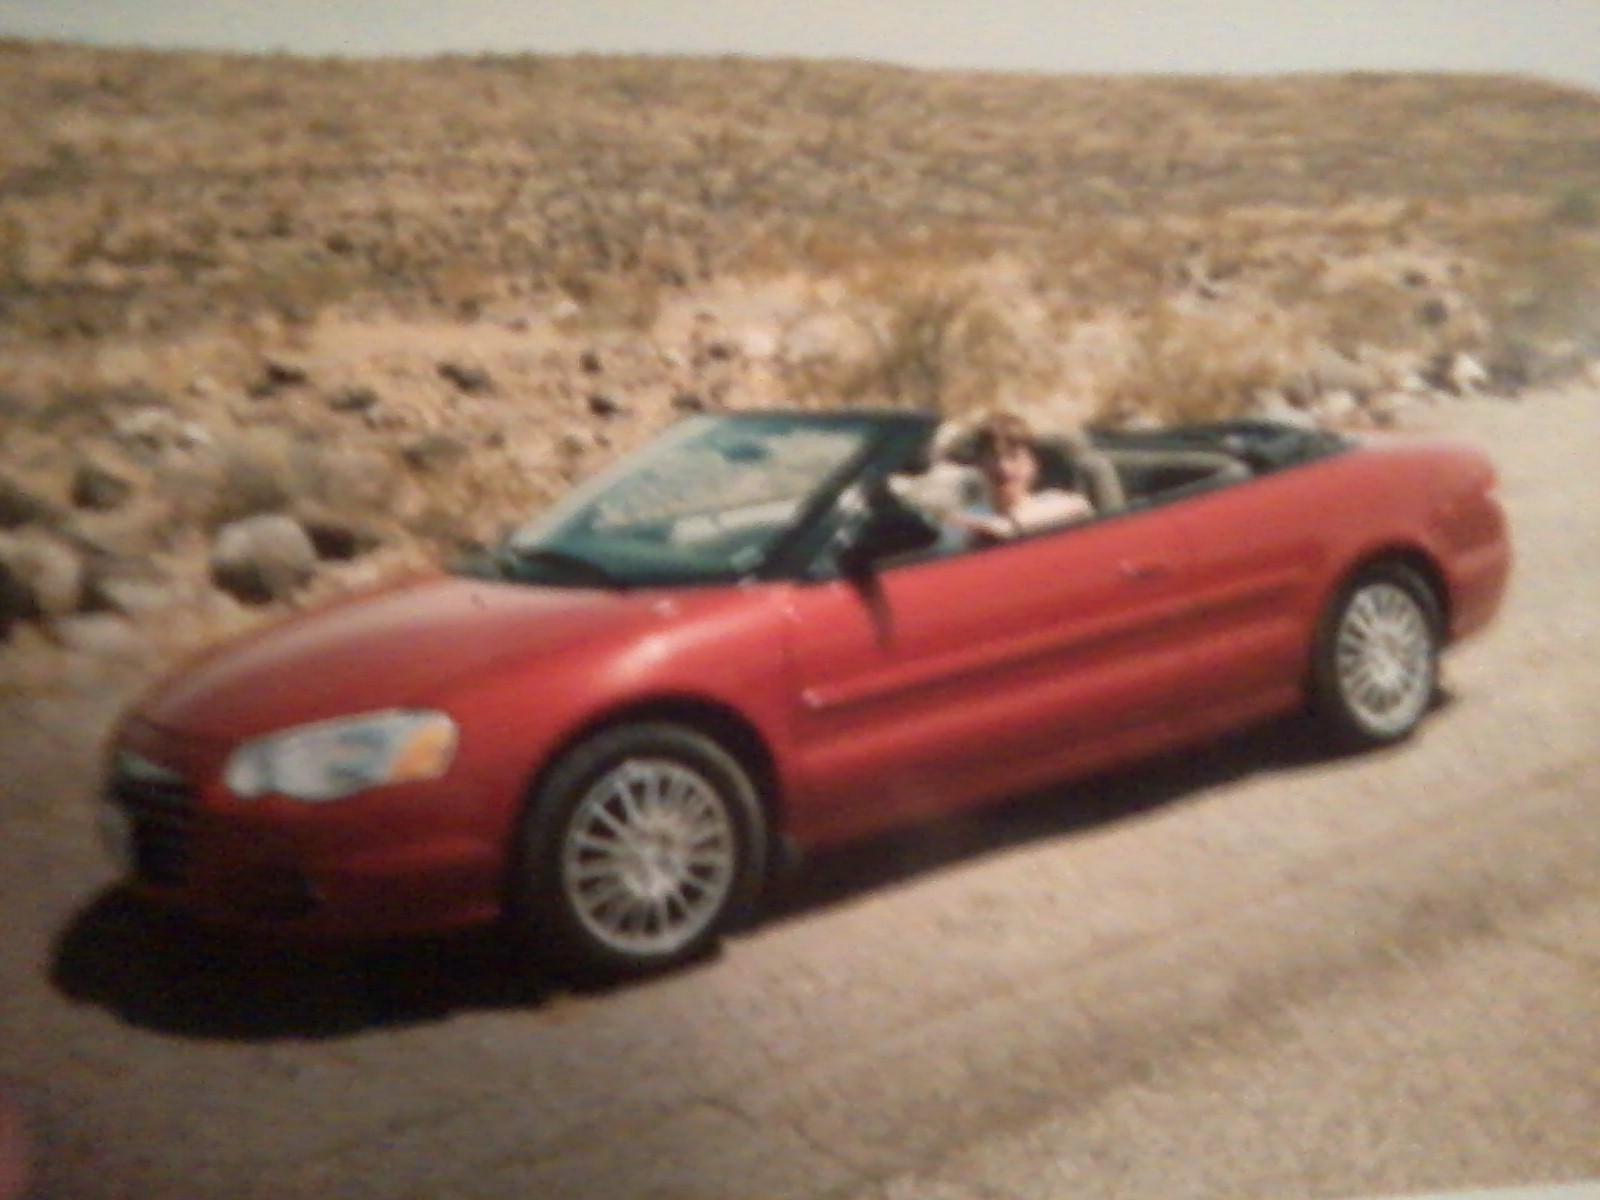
1032,438,1126,515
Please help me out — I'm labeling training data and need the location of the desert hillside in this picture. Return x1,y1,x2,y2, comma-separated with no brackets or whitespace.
2,41,1599,679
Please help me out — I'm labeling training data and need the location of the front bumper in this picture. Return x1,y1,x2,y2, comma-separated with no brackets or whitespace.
103,719,509,940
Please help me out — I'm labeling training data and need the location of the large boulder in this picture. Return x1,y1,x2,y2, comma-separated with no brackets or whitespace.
0,529,85,634
210,514,318,605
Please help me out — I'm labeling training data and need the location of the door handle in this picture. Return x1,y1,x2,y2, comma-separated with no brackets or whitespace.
1118,559,1171,582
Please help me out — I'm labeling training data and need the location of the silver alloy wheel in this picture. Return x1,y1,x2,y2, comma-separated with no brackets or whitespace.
560,757,738,958
1332,580,1435,738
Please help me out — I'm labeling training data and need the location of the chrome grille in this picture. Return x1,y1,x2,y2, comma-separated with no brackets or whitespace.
108,751,198,886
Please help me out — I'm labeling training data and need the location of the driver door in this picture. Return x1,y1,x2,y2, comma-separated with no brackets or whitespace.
779,508,1195,847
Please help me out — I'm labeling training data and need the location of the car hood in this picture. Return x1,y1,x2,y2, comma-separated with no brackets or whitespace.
135,574,663,741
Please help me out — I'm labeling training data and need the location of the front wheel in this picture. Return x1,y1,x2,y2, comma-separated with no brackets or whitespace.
1311,563,1442,748
512,723,768,981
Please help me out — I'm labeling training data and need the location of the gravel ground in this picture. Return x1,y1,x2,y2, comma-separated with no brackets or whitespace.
0,386,1596,1200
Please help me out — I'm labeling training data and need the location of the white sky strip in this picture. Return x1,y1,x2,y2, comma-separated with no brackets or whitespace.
0,0,1596,89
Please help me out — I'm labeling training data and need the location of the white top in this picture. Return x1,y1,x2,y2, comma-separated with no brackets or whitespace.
1008,488,1095,532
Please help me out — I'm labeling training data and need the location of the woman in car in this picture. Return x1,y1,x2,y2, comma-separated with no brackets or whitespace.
945,411,1095,547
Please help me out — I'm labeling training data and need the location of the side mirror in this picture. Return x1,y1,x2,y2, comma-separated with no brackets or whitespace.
838,495,940,574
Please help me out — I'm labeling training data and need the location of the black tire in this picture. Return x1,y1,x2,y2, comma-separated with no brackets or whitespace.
1310,562,1442,749
511,722,768,981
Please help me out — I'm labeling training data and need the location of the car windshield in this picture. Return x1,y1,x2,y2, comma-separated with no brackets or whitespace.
495,413,877,587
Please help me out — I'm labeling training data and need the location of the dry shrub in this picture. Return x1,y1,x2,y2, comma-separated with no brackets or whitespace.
779,263,1056,415
1471,213,1600,372
253,256,364,325
431,261,502,318
1316,270,1435,355
553,270,665,333
1096,298,1319,425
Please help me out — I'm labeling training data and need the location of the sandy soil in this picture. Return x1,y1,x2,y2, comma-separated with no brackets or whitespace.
0,383,1596,1199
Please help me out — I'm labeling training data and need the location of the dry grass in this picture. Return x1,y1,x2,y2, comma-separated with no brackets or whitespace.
3,45,1598,357
1,43,1599,678
777,265,1051,414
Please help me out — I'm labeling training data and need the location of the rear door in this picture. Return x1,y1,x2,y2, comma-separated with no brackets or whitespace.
779,509,1195,847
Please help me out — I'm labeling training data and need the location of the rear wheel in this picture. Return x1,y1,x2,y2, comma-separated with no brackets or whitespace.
512,723,768,980
1311,563,1442,748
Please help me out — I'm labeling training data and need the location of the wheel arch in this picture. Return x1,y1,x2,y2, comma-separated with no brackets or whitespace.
517,693,786,848
1326,543,1451,641
1308,544,1448,748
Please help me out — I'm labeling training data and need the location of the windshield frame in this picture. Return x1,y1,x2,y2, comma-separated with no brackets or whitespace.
498,409,938,590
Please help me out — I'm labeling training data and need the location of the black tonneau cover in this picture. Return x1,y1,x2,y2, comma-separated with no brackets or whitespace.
1088,419,1351,474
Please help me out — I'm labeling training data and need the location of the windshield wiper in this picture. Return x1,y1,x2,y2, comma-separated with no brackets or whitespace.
500,546,623,588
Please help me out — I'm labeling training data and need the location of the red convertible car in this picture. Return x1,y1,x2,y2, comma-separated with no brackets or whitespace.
100,409,1509,978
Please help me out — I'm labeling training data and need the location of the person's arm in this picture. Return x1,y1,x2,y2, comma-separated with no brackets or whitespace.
947,509,1016,544
1013,489,1095,531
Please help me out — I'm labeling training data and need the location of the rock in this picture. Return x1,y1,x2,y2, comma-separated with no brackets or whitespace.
1448,352,1489,394
55,612,143,659
327,386,380,413
250,358,311,397
401,434,470,472
672,391,707,413
0,529,85,625
578,349,603,375
264,358,310,387
1308,348,1384,400
1313,389,1360,422
1425,351,1489,395
70,461,135,511
1415,297,1451,327
741,329,779,360
83,566,177,616
1250,389,1319,429
187,374,225,400
438,360,493,394
1364,392,1408,427
210,514,318,605
296,510,384,562
587,394,627,418
0,474,60,530
1395,369,1432,394
113,407,213,454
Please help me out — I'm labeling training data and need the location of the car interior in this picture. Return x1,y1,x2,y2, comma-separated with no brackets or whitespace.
898,431,1256,524
1037,439,1253,512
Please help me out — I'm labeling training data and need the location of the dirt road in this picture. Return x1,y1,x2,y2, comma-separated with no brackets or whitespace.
2,387,1597,1199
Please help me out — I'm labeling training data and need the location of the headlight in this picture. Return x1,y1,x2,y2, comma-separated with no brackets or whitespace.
224,710,458,803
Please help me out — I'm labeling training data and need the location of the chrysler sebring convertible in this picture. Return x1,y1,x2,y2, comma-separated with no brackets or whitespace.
100,408,1509,978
